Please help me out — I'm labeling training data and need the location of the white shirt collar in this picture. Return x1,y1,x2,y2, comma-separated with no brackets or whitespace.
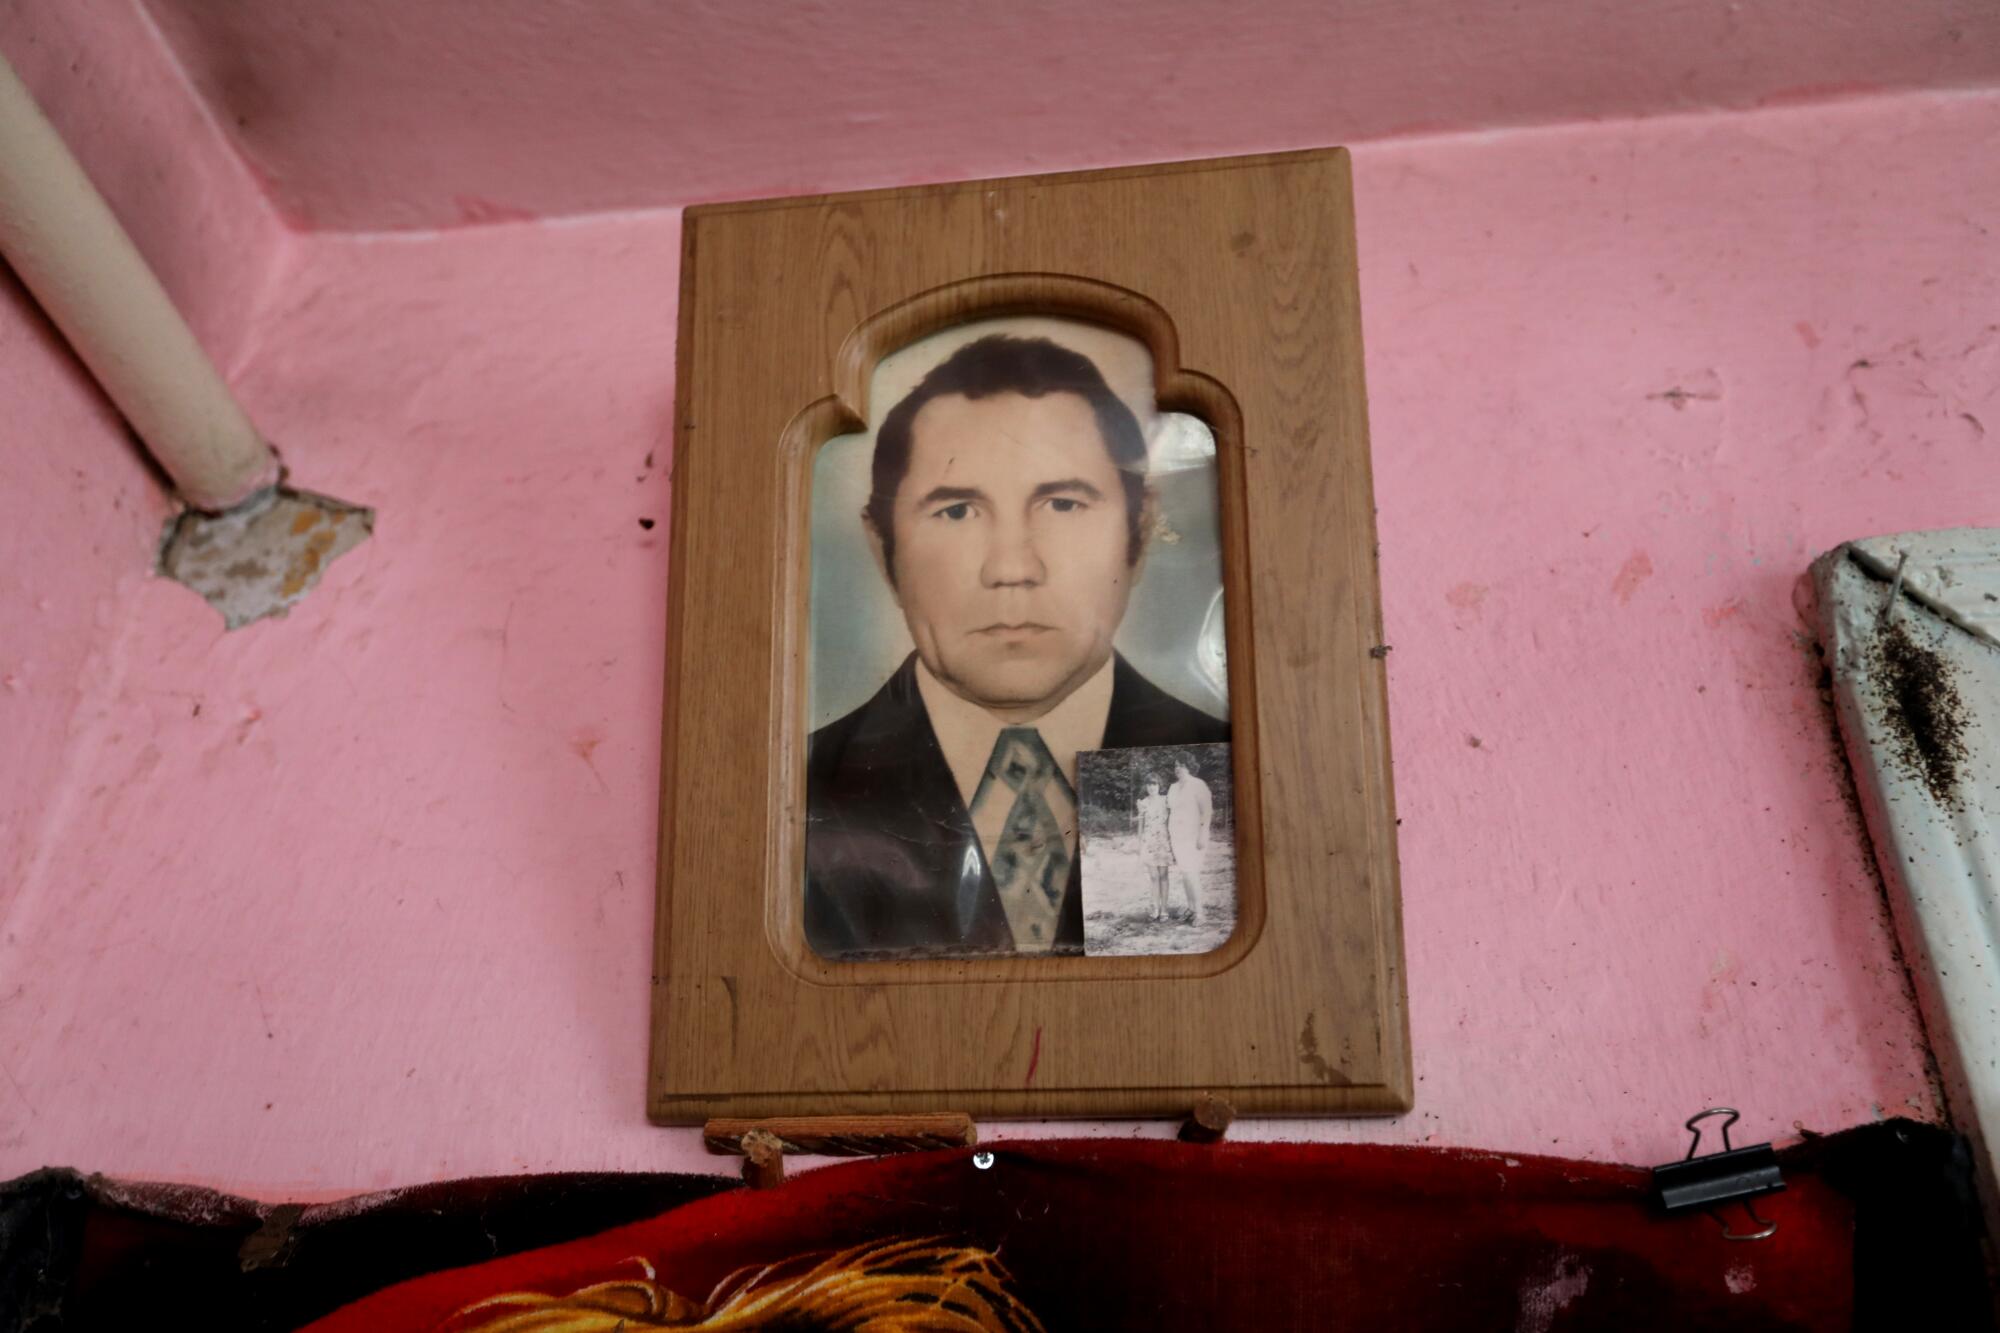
914,654,1116,810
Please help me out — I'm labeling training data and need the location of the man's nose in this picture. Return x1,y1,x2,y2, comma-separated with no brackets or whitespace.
980,515,1046,588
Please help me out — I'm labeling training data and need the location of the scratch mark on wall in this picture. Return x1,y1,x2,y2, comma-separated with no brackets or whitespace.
1647,371,1723,410
251,981,275,1040
0,1058,36,1117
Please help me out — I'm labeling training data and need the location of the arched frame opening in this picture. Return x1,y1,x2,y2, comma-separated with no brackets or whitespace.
767,274,1265,985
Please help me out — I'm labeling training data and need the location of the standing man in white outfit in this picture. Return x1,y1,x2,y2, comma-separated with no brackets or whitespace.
1165,755,1213,922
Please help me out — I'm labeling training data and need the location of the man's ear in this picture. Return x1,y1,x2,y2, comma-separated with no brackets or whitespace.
862,508,898,596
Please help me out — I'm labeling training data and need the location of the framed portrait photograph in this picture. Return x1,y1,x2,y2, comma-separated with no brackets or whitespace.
651,149,1410,1122
806,316,1233,961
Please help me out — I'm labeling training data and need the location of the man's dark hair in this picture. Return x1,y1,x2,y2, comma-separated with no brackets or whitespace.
867,334,1149,574
1175,754,1198,776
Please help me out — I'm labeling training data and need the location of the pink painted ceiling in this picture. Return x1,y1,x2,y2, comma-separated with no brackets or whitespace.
138,0,2000,232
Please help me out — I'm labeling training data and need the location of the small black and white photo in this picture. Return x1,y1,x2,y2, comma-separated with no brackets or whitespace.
1077,742,1235,956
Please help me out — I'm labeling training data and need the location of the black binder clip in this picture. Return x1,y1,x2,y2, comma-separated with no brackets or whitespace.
1651,1108,1783,1241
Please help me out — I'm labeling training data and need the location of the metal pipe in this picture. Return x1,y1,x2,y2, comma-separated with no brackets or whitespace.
0,51,277,512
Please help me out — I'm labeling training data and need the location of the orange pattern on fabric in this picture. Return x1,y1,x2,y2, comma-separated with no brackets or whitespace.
438,1236,1044,1332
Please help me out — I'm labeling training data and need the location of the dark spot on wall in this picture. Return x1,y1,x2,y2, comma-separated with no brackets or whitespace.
639,517,656,530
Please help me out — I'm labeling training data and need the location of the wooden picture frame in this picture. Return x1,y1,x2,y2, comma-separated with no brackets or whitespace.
650,149,1410,1122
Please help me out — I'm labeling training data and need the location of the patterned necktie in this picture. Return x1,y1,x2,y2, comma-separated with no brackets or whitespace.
967,727,1075,953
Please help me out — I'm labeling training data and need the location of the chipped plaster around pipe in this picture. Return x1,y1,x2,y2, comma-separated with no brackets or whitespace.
158,484,373,629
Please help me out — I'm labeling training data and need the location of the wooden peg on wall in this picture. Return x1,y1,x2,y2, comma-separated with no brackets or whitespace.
739,1128,786,1189
1178,1092,1236,1144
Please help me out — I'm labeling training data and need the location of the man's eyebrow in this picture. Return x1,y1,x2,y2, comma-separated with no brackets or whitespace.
1029,478,1107,502
915,485,988,508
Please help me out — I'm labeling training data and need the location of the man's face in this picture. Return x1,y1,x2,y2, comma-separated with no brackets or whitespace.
876,389,1141,718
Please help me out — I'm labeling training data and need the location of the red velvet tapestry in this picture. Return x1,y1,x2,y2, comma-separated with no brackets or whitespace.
4,1124,1988,1330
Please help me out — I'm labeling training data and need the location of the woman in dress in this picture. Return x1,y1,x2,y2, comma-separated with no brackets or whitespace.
1136,771,1173,921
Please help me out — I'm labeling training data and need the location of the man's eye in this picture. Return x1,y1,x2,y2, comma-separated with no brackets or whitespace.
1048,497,1085,513
936,502,973,521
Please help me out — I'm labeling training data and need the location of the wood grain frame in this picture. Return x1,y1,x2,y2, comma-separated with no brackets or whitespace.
651,149,1410,1122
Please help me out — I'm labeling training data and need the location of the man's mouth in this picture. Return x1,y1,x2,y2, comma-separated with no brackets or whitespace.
974,622,1055,636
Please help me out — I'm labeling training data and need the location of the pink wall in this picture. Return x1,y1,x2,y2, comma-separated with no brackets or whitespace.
0,277,172,936
139,0,2000,232
5,81,1995,1196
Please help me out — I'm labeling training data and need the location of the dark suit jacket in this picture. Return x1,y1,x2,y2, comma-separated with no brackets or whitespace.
804,653,1230,959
